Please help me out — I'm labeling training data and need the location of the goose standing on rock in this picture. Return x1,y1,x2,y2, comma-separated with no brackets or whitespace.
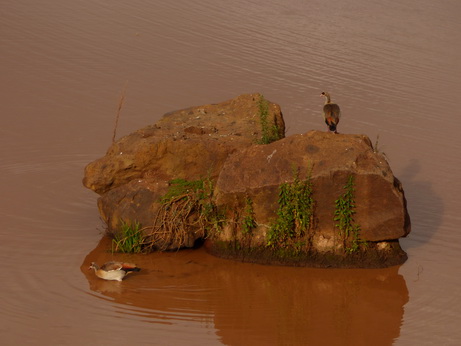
89,261,141,281
320,91,341,134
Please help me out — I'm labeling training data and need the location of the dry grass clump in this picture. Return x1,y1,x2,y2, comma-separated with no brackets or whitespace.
111,178,223,253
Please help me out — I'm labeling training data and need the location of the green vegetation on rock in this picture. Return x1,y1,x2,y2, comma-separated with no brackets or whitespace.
111,178,225,252
266,167,314,250
258,95,281,144
334,175,367,253
152,177,223,250
111,220,144,253
242,197,257,235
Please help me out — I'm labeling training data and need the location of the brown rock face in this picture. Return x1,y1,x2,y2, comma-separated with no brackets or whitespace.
83,93,284,195
214,130,410,242
211,130,410,267
83,94,285,249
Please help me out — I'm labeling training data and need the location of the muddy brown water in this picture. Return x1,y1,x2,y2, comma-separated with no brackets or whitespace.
1,0,460,345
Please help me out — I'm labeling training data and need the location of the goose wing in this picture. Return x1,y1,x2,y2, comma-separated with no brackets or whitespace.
100,261,139,272
323,103,341,120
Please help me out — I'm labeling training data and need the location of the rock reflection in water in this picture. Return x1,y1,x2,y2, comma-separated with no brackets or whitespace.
82,236,408,345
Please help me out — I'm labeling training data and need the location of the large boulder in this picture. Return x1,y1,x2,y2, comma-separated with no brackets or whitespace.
83,93,284,195
208,130,410,267
83,94,285,249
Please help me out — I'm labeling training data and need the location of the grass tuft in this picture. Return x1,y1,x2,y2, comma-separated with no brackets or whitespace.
257,95,281,144
111,220,144,253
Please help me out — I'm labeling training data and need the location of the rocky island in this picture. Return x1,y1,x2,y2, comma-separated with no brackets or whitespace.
83,94,410,268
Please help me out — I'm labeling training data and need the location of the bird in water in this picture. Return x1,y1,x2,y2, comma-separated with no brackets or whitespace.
320,91,341,134
89,261,141,281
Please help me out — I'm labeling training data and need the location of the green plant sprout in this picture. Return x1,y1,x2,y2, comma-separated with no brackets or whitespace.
111,220,144,253
267,166,314,249
258,95,281,144
242,197,257,235
334,175,366,253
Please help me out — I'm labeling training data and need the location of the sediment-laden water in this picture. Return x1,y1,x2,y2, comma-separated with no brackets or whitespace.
1,0,460,344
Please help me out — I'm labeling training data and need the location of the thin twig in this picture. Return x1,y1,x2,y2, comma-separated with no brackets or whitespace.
112,81,128,143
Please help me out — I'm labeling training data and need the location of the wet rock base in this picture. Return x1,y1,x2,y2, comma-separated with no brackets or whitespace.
205,239,408,269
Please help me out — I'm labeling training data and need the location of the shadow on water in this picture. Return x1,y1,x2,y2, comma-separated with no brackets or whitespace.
82,236,409,345
397,159,444,249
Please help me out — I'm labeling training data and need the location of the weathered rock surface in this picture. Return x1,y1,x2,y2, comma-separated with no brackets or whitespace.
209,130,410,267
84,93,284,195
214,131,410,242
83,94,285,249
83,93,410,267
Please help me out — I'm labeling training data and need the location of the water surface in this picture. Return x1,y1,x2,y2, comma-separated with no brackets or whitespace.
1,0,460,344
